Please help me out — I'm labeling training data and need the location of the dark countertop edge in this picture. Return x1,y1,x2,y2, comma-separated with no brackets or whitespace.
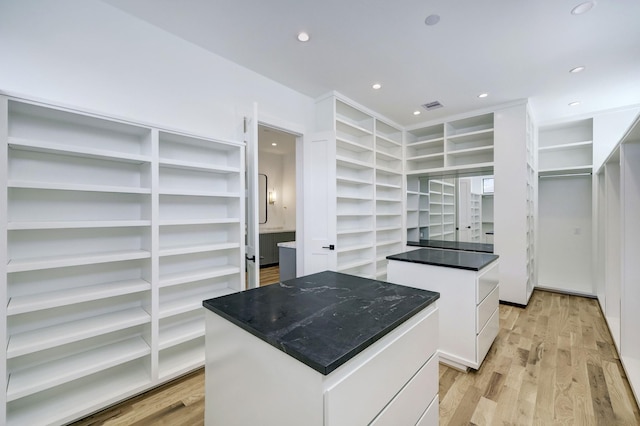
203,289,439,375
386,249,499,272
406,240,494,254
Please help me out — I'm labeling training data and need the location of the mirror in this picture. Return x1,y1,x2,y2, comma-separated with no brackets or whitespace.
259,173,267,224
406,171,494,244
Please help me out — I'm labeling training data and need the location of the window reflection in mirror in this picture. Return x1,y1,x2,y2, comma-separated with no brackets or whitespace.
407,171,494,244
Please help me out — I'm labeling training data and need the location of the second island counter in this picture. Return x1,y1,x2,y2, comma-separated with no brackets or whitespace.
386,248,499,371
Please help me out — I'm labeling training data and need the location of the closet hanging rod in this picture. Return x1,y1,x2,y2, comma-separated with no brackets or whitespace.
539,172,592,179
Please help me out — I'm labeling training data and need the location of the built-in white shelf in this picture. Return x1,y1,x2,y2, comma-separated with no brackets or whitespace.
2,95,244,425
7,307,150,358
7,336,150,402
7,278,151,315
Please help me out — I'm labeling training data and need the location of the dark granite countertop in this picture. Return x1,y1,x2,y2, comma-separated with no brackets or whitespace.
202,271,439,375
407,239,494,253
387,248,499,271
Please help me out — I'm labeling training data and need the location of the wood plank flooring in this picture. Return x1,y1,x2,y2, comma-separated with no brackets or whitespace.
72,289,640,426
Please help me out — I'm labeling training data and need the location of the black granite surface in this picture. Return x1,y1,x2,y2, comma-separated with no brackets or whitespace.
202,271,439,375
387,248,498,271
407,239,494,253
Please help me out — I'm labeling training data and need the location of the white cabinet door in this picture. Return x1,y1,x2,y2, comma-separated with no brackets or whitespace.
245,104,260,288
303,131,337,274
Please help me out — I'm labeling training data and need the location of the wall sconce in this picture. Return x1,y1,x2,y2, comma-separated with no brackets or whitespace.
268,190,276,205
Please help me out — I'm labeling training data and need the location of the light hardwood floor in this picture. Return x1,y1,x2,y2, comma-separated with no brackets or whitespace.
72,290,640,425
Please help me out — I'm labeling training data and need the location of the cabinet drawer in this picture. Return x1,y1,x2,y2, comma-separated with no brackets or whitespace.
416,394,439,426
477,307,499,365
477,285,499,333
324,306,438,426
477,260,499,304
370,352,438,425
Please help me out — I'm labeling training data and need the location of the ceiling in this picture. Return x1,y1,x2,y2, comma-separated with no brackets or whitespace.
258,125,296,156
102,0,640,126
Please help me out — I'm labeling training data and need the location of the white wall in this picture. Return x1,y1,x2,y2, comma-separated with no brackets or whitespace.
538,176,593,295
0,0,314,142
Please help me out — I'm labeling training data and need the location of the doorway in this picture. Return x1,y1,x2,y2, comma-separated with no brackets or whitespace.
254,124,298,286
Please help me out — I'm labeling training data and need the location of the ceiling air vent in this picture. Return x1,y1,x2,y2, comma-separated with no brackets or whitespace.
422,101,443,111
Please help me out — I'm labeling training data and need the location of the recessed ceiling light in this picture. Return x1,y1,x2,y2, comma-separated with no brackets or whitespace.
372,83,381,90
571,1,595,15
297,32,310,42
424,14,440,26
413,110,421,116
569,101,581,107
272,142,278,146
478,93,489,98
570,66,586,73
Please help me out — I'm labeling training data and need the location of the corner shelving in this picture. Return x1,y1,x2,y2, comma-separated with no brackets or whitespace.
1,96,244,425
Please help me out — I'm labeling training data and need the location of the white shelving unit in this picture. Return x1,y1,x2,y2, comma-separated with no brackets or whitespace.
0,96,244,425
406,113,494,176
314,95,405,280
469,192,482,242
375,120,403,280
595,114,640,403
428,179,456,241
525,112,537,297
538,119,593,176
405,176,430,242
537,119,592,296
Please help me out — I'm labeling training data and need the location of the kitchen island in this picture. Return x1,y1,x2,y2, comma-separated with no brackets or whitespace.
387,248,499,371
202,270,440,425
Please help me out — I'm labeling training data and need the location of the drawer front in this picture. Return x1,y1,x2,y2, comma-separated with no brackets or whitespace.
370,352,438,426
477,285,499,333
324,307,438,426
477,307,499,365
477,260,499,304
416,394,439,426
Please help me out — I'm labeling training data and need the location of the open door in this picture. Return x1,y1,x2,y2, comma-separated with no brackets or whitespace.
245,104,260,288
458,179,472,242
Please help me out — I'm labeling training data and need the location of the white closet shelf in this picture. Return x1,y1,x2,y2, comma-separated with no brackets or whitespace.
159,189,240,198
7,336,150,402
336,212,374,217
159,218,240,226
376,182,402,189
159,242,240,257
447,145,494,156
336,117,373,136
375,212,402,217
7,278,151,316
337,243,373,254
8,180,151,195
159,318,205,350
376,150,401,161
7,220,151,230
375,164,402,175
376,226,401,232
159,158,240,173
158,341,205,380
7,249,151,273
375,133,402,146
337,137,373,153
375,196,401,203
376,239,402,248
336,156,374,169
337,194,373,201
337,228,374,236
159,265,240,288
407,153,445,161
538,140,592,151
338,258,372,271
7,307,150,359
7,366,151,426
336,175,373,185
538,166,593,177
407,136,444,146
8,137,152,164
160,294,212,319
446,128,494,140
